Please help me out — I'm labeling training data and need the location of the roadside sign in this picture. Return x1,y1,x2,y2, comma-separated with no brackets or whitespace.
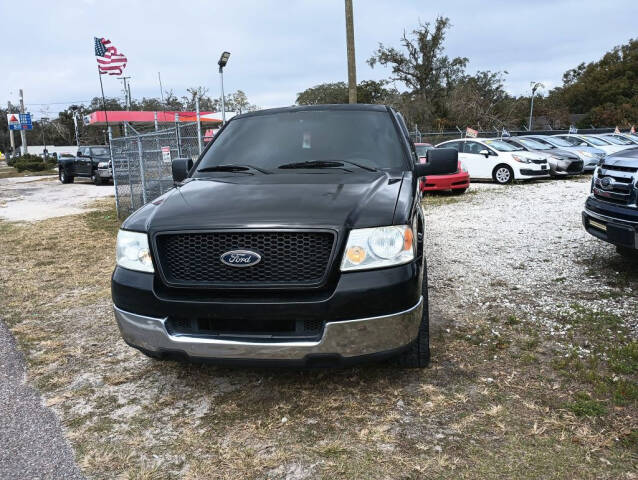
7,112,33,130
465,127,478,138
7,113,20,130
161,146,171,163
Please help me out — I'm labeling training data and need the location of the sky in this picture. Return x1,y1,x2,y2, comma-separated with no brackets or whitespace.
2,0,637,119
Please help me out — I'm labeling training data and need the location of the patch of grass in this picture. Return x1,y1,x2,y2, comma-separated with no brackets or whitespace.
504,314,521,326
421,189,479,207
564,392,607,417
0,165,57,179
84,200,120,234
608,341,638,375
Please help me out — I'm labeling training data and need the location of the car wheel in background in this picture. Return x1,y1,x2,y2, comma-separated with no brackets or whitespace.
59,168,74,184
93,173,103,186
493,165,513,184
616,246,638,259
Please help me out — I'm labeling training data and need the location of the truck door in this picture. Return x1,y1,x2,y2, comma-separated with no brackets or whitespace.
78,147,92,176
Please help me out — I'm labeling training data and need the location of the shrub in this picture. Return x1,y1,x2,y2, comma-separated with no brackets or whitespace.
12,154,56,172
14,160,48,172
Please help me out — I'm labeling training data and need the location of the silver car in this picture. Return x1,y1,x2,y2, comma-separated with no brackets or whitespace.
598,133,638,147
502,137,583,176
523,135,604,172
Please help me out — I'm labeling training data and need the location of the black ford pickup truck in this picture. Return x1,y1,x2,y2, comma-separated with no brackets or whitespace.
58,145,112,185
111,104,457,367
583,147,638,257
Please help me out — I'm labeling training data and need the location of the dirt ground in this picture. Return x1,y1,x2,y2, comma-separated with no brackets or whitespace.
0,176,115,221
0,178,636,479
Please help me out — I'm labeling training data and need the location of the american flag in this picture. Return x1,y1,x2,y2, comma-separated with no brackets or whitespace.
94,37,127,75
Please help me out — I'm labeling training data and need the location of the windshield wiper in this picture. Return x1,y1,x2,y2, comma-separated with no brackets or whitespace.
278,159,377,172
197,164,271,174
278,161,352,172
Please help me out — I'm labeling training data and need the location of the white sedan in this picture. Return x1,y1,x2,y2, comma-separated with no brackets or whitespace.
435,138,550,184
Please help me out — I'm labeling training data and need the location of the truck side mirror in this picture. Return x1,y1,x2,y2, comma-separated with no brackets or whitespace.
172,158,193,183
76,150,82,157
414,148,458,177
479,149,490,157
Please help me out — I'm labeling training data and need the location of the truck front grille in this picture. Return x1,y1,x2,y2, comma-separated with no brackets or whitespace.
154,230,336,288
593,166,637,205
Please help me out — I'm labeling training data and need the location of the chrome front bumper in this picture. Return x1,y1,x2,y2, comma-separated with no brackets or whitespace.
114,297,423,362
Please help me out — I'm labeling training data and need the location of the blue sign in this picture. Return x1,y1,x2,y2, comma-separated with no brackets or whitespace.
19,113,32,130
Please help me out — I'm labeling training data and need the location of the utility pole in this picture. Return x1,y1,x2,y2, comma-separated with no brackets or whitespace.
7,101,15,158
345,0,357,104
40,117,49,157
19,89,28,154
117,76,132,109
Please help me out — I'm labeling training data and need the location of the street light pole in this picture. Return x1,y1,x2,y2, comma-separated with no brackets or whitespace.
218,51,231,124
528,82,543,131
72,109,80,148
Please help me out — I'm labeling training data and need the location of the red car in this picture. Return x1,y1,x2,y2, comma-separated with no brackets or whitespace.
415,143,470,194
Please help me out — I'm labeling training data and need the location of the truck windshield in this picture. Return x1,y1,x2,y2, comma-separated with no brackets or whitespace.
194,109,406,175
91,147,109,156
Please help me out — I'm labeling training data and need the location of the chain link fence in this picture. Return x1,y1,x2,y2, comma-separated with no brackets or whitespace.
110,122,207,218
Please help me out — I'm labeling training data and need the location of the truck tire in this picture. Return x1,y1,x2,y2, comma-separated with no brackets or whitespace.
397,259,430,368
492,165,514,184
93,173,103,185
59,168,74,184
616,246,638,259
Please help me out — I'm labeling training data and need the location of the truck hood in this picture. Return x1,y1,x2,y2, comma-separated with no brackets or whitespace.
601,154,638,169
122,172,405,232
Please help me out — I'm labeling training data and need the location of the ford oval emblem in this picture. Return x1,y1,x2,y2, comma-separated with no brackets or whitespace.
220,250,262,268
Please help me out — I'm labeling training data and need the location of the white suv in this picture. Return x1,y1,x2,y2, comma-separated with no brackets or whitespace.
436,138,550,184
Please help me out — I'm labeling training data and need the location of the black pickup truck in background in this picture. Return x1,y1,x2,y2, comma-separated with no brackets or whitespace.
58,145,112,185
583,147,638,257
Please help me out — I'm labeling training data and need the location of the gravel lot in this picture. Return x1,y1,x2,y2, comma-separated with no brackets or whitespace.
0,177,636,479
0,176,114,221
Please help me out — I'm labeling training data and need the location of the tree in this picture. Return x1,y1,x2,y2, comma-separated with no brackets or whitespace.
296,80,397,105
557,39,638,118
296,82,349,105
367,17,468,124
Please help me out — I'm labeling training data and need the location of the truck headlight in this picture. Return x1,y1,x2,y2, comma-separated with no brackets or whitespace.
97,161,109,168
341,225,414,272
116,230,154,273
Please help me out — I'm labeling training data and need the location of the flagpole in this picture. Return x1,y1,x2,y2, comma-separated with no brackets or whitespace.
96,66,114,159
97,66,110,131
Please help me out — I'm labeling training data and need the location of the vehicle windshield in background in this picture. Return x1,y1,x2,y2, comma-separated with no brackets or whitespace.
557,136,584,146
540,136,571,147
415,145,432,157
519,138,551,150
194,109,406,175
583,135,610,146
484,139,523,152
604,136,633,145
92,147,109,156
